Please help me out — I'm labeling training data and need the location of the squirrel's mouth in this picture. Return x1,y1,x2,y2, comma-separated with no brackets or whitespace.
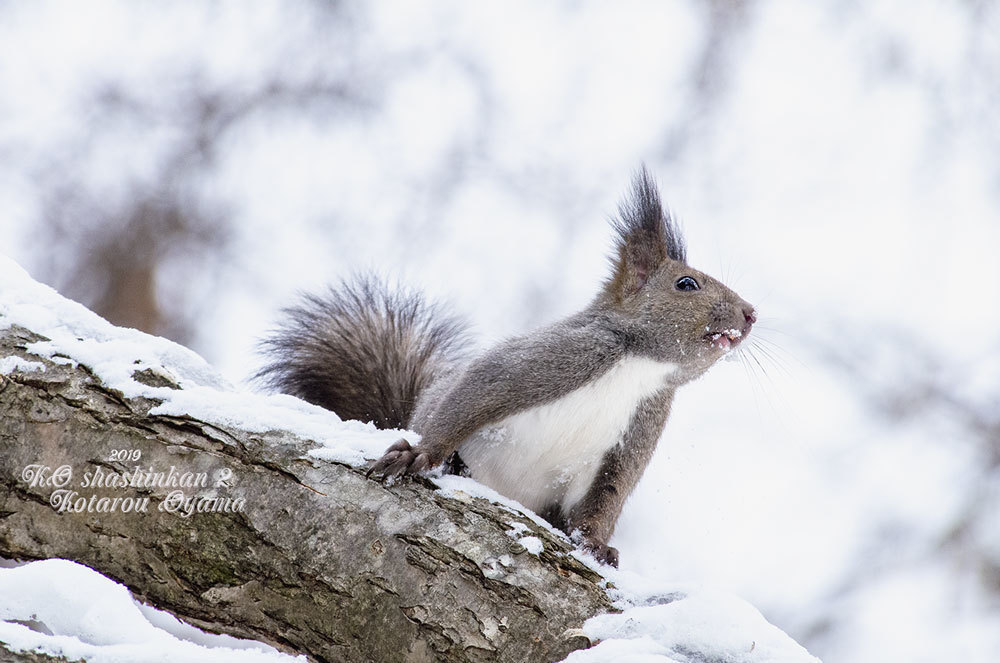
704,328,745,352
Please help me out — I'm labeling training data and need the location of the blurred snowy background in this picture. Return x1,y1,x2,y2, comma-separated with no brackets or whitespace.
1,1,998,661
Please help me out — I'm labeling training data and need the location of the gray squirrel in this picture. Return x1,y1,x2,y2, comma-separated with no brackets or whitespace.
257,167,755,567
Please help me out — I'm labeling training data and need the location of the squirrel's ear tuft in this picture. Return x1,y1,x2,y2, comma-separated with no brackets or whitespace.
605,165,687,299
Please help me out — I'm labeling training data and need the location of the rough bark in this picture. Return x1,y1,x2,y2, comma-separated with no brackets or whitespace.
0,324,612,662
0,645,77,663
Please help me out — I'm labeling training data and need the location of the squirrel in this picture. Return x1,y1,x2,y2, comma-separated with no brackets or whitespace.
257,167,755,567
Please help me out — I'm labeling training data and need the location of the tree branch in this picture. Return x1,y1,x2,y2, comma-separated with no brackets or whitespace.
0,324,612,662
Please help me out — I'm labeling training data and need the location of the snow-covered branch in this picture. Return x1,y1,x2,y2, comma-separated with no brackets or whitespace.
0,257,819,663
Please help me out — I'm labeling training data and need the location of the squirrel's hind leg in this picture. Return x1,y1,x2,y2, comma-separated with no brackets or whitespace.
540,504,619,567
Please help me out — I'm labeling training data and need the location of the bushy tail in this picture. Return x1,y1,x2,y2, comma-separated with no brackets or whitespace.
256,275,471,430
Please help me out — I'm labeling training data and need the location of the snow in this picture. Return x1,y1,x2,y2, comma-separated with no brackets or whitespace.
434,473,568,537
518,536,544,556
0,559,303,662
501,521,545,555
0,356,45,374
0,254,402,467
0,256,819,661
565,592,820,663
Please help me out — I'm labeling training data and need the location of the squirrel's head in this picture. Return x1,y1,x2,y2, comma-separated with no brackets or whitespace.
598,167,756,383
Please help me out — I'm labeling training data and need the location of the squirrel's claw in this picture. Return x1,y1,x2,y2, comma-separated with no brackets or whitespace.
410,453,431,473
367,438,433,480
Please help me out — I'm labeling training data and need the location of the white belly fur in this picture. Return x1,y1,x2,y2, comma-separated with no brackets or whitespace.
457,356,676,514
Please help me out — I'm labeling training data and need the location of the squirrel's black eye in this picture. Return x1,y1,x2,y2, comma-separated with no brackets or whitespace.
675,276,700,292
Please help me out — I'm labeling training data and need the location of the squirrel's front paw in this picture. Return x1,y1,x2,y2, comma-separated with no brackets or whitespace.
582,539,620,568
366,438,434,480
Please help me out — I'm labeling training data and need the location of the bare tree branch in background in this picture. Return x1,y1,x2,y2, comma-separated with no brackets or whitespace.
8,1,769,348
32,67,371,347
657,0,755,164
810,329,1000,647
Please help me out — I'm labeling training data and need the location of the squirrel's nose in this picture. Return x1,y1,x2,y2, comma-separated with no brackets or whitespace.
744,308,757,325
